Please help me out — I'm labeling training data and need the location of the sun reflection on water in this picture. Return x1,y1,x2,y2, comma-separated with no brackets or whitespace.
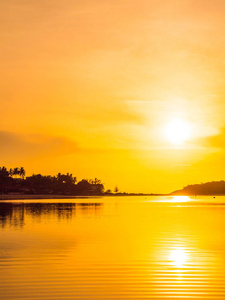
169,248,188,268
152,195,192,203
167,247,190,281
171,196,191,203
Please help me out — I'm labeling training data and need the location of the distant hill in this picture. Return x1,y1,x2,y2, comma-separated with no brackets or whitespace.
171,180,225,195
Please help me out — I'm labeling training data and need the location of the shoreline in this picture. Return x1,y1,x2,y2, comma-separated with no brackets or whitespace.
0,194,102,201
0,193,170,201
0,194,222,201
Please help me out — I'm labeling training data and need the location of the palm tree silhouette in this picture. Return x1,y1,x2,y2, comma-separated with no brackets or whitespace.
19,167,25,179
13,167,19,178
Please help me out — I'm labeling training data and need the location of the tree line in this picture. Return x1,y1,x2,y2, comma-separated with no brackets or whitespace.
0,166,25,179
0,166,104,195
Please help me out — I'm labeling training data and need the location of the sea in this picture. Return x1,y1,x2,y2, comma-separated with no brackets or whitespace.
0,195,225,299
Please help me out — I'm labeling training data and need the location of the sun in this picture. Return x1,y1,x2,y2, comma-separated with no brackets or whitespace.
165,119,191,144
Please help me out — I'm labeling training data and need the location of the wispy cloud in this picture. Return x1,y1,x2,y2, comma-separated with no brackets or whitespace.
0,131,79,159
197,127,225,149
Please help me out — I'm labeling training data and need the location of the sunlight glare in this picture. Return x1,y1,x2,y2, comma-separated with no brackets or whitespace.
172,196,191,203
169,248,187,268
165,119,191,144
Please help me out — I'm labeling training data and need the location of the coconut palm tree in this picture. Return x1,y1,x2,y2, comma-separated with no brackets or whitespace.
0,166,9,178
19,167,25,179
9,168,14,177
13,167,19,178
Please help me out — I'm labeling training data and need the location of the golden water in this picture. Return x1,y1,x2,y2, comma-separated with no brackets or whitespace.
1,196,225,299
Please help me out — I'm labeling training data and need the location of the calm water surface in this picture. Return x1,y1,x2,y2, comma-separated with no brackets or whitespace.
1,196,225,299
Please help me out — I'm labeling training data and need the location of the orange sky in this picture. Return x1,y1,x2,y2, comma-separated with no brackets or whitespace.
1,0,225,193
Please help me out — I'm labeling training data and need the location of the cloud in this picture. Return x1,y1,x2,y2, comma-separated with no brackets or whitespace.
0,131,79,159
197,127,225,149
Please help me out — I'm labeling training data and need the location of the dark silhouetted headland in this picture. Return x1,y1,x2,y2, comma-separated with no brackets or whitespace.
171,181,225,196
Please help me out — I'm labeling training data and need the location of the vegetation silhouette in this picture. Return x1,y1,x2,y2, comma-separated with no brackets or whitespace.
2,166,225,196
0,166,104,196
114,186,119,193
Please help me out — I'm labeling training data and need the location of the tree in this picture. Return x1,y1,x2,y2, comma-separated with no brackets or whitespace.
56,173,76,185
114,186,119,193
19,167,25,179
13,167,19,178
93,178,101,185
0,166,12,191
76,179,91,194
9,168,13,177
0,166,9,178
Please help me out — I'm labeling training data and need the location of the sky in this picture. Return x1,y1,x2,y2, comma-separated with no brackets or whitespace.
1,0,225,193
